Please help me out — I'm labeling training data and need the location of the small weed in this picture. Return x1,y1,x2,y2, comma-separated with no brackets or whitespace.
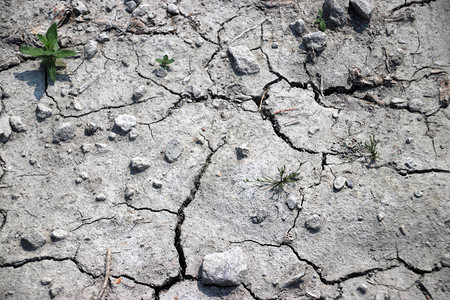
364,135,380,162
315,10,326,32
156,54,175,70
19,23,77,82
244,161,304,193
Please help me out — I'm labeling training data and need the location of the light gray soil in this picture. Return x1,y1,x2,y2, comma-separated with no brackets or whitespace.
0,0,449,299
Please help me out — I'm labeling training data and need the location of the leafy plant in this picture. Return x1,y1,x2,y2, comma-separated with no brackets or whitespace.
315,10,326,32
244,161,304,193
364,135,380,162
19,23,77,82
155,54,175,70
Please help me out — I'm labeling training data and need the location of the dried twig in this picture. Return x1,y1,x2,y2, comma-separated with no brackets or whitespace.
97,249,112,300
259,87,269,111
231,23,261,44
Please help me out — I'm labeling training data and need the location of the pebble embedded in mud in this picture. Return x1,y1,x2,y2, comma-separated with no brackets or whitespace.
201,247,247,286
21,229,46,250
165,138,184,163
333,176,347,191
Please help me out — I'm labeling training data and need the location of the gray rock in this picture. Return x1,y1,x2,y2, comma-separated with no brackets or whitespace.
96,33,110,44
289,19,306,37
53,122,75,143
84,40,98,60
305,214,321,231
188,85,202,99
80,144,92,153
251,209,268,224
152,180,162,189
323,0,347,27
108,132,117,140
95,193,107,201
36,103,52,120
286,195,298,210
130,157,150,172
155,67,168,77
129,128,140,141
132,4,149,17
333,176,347,190
441,254,450,267
125,185,135,200
132,85,147,101
40,277,52,285
95,143,108,153
0,116,12,143
84,121,99,136
302,32,328,52
408,98,423,112
227,46,260,75
49,284,63,298
346,179,354,188
235,145,249,159
51,229,68,241
114,114,136,132
165,138,184,163
350,0,374,20
9,116,26,132
414,190,423,198
167,3,179,15
21,229,46,250
73,1,89,16
125,1,137,13
202,247,247,286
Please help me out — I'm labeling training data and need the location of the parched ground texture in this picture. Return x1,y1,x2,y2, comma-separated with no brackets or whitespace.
0,0,449,299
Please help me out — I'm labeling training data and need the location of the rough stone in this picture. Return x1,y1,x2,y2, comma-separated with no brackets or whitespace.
251,209,269,224
350,0,374,19
73,1,89,16
152,180,162,189
202,247,247,286
0,116,12,143
130,157,150,172
125,185,135,200
21,229,46,250
323,0,347,27
84,121,99,136
167,3,179,15
132,4,149,17
333,176,347,190
84,40,98,60
289,19,306,37
114,114,136,132
96,33,110,44
305,214,321,231
125,1,137,13
235,145,249,159
49,284,63,298
51,229,68,241
286,195,298,210
132,85,147,101
36,103,52,120
165,138,184,163
129,128,139,141
227,46,260,75
9,116,26,132
53,123,75,143
95,193,107,201
302,31,327,52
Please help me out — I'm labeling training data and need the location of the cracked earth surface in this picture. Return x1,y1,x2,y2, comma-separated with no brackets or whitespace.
0,0,449,299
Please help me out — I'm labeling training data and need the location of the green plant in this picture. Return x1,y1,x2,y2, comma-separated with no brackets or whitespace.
19,23,77,82
315,10,326,32
244,161,304,193
155,54,175,70
364,135,380,162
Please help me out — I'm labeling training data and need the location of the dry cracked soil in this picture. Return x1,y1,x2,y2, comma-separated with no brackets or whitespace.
0,0,449,299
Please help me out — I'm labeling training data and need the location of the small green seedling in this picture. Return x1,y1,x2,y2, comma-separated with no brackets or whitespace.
20,23,77,82
315,10,326,32
364,135,380,162
155,55,175,70
244,161,304,193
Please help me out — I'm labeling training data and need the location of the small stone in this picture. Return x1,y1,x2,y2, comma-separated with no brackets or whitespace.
108,132,117,140
114,114,136,132
132,4,149,17
95,193,107,202
51,229,68,241
286,195,298,210
441,254,450,267
155,67,168,77
346,179,354,188
75,177,83,184
357,284,368,294
41,277,52,285
405,160,417,169
129,128,139,141
96,33,110,43
167,3,179,15
188,85,202,99
350,0,374,20
49,284,63,298
81,144,92,153
414,190,423,198
132,85,147,101
125,185,135,200
201,247,247,286
36,103,52,120
79,172,89,180
332,112,339,118
408,98,423,112
406,138,413,144
271,42,279,49
227,46,260,75
130,157,150,172
305,214,321,231
148,11,157,19
323,0,347,27
84,40,98,60
21,229,46,250
95,143,108,153
302,31,327,52
84,122,99,136
235,145,249,160
377,212,385,222
29,159,36,165
289,19,306,37
251,209,268,224
125,1,137,13
0,117,12,143
165,138,184,163
152,180,162,189
73,1,89,16
53,123,75,143
9,116,27,132
333,176,346,190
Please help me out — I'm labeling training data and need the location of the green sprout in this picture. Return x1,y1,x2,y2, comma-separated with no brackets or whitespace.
315,10,326,32
19,23,77,82
244,161,304,193
155,54,175,70
364,135,380,162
